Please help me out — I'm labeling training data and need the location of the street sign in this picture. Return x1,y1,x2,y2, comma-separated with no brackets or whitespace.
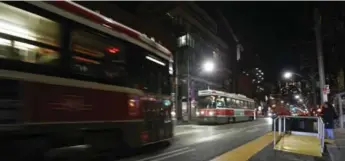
322,85,330,94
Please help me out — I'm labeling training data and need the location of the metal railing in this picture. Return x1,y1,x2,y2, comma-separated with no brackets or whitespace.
273,116,325,154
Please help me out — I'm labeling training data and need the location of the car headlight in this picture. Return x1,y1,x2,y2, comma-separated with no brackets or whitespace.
209,111,214,116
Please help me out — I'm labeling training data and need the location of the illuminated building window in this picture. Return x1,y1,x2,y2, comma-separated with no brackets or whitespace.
177,33,195,48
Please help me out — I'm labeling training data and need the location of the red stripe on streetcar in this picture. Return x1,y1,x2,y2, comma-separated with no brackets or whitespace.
50,1,172,56
215,109,234,116
244,110,254,116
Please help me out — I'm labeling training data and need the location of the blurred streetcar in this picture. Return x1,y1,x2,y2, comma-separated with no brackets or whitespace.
0,1,173,159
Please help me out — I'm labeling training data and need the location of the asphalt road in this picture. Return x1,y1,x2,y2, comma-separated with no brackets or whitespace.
117,118,272,161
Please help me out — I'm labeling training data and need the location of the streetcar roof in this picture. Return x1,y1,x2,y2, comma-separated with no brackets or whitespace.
27,1,172,61
198,90,255,102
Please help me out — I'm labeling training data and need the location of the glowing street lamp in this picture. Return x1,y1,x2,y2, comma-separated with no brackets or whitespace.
283,71,293,79
294,95,300,99
202,60,215,72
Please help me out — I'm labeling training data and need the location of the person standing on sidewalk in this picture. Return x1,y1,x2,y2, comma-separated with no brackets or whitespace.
321,102,338,140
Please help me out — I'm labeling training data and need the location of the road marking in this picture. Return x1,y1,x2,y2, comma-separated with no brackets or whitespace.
192,123,269,145
152,148,196,161
246,128,260,133
135,147,192,161
175,124,193,128
175,129,203,136
210,132,273,161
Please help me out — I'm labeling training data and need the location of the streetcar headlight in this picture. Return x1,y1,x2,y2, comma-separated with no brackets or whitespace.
171,111,176,117
196,111,200,116
209,111,214,116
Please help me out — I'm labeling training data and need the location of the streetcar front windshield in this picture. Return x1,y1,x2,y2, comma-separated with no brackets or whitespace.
197,95,226,108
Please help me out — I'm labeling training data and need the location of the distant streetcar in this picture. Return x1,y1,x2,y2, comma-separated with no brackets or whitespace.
0,1,173,159
196,90,256,124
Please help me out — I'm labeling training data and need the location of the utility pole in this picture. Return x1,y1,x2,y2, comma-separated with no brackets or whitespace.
187,51,192,122
309,73,317,107
174,51,181,122
314,8,327,103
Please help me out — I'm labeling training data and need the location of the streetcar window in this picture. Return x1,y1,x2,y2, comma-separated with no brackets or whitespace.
226,97,235,106
0,2,60,65
233,99,239,108
198,96,227,108
215,96,226,108
0,3,60,46
71,29,127,84
226,98,232,105
231,98,237,107
198,96,216,108
126,45,171,95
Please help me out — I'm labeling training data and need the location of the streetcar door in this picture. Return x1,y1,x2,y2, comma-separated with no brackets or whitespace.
142,100,163,142
142,98,172,142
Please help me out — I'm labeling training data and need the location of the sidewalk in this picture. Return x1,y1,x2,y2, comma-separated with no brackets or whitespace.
249,143,330,161
211,132,331,161
326,128,345,161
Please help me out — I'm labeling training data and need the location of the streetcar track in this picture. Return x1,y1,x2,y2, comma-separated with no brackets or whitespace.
151,149,196,161
174,129,204,136
134,147,194,161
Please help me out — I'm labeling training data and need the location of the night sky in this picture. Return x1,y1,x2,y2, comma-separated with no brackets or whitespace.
118,1,330,82
198,1,318,82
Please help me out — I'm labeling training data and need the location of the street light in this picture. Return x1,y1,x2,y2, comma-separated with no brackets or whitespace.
202,60,215,73
185,59,215,122
294,95,300,99
283,71,293,79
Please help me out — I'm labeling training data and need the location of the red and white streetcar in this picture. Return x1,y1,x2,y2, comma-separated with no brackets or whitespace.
0,1,173,159
196,90,256,124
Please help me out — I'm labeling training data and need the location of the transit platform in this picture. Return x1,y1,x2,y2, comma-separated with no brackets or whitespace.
211,132,331,161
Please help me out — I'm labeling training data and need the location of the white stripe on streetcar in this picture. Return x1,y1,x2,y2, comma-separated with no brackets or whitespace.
0,69,143,95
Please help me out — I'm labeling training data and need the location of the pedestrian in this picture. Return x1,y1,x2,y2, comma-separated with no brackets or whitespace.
321,102,338,140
